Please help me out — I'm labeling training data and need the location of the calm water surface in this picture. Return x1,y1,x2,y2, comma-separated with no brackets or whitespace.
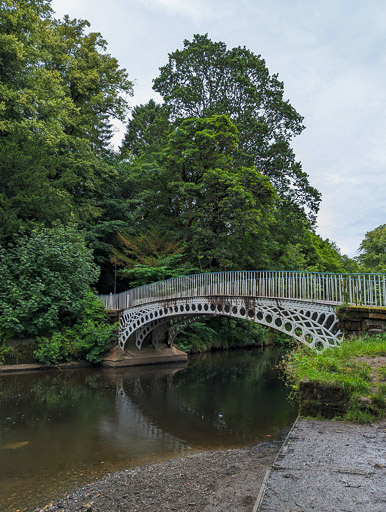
0,347,297,511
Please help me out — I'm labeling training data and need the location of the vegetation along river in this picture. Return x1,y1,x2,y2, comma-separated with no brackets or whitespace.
0,347,297,512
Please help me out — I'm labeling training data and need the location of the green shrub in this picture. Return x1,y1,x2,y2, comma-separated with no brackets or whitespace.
34,292,117,365
0,225,100,340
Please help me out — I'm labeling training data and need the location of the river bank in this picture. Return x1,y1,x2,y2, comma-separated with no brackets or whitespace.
34,442,280,512
33,417,386,512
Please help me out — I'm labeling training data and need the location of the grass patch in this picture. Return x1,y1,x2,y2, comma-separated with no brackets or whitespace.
281,333,386,423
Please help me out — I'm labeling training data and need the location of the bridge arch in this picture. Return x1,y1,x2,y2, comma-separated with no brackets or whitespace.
119,296,342,352
100,270,385,352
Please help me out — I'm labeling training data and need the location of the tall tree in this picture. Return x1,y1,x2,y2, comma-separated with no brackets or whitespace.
358,224,386,272
129,115,277,270
121,99,170,158
0,0,133,243
153,34,320,220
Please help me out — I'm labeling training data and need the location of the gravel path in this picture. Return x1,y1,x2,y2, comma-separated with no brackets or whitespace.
258,418,386,512
34,442,280,512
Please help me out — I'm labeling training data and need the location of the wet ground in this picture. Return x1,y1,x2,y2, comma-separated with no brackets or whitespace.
258,418,386,512
34,442,280,512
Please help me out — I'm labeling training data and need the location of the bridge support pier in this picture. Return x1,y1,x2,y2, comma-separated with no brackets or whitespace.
337,306,386,337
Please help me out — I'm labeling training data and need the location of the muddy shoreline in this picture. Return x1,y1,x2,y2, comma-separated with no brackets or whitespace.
33,442,281,512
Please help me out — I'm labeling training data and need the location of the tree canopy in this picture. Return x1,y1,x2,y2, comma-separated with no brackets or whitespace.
153,34,321,220
0,0,133,242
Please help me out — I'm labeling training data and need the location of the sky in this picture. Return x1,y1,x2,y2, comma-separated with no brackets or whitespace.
50,0,385,258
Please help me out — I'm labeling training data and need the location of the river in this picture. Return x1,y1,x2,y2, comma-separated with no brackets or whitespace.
0,347,297,511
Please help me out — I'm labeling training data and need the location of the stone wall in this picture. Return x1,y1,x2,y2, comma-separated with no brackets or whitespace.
337,306,386,337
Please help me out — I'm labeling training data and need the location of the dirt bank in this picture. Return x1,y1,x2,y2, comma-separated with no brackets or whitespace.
33,442,280,512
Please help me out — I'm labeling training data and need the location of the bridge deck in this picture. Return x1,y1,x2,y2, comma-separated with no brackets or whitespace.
101,271,386,311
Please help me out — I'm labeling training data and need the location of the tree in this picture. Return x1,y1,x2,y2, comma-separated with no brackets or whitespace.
129,115,277,270
121,99,170,158
358,224,386,272
153,34,320,220
0,0,133,243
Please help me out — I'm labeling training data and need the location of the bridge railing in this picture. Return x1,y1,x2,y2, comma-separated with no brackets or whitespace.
100,271,386,310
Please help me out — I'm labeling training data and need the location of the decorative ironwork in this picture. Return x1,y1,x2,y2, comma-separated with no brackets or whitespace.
100,271,385,352
118,296,342,353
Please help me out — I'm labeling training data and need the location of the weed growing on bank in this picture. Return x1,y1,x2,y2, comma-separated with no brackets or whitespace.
281,334,386,423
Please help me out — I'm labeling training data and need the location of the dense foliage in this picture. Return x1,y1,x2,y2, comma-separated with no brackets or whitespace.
0,0,133,243
0,2,371,362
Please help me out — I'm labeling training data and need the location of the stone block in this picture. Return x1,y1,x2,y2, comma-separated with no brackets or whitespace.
341,320,362,331
368,312,386,320
361,319,384,330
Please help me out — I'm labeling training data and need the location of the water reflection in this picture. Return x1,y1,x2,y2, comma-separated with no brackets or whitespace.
0,347,297,512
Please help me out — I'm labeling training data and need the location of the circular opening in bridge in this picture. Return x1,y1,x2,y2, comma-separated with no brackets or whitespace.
285,322,292,332
305,311,311,318
159,309,163,316
232,306,238,314
248,309,254,318
225,305,230,313
240,307,246,316
305,333,313,343
164,308,168,315
315,341,324,351
265,314,272,324
275,318,282,327
186,304,190,311
192,304,196,311
257,312,263,320
140,317,144,323
174,306,178,312
145,315,149,321
217,304,223,312
198,304,202,311
180,305,184,312
312,312,318,321
319,313,326,324
210,304,216,311
204,304,209,311
150,313,153,319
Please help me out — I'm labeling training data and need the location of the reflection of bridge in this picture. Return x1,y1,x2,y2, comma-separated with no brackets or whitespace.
101,271,386,352
99,376,190,454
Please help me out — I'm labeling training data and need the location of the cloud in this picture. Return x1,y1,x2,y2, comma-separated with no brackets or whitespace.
142,0,217,21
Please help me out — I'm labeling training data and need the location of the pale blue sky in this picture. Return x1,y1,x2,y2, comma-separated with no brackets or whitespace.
51,0,386,257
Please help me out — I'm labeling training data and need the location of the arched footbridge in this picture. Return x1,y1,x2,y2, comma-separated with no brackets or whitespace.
101,271,386,352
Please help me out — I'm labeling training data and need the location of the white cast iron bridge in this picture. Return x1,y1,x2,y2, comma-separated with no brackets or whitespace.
101,271,386,352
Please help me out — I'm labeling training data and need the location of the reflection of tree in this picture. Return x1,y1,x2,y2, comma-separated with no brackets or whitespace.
0,349,296,453
0,371,115,430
